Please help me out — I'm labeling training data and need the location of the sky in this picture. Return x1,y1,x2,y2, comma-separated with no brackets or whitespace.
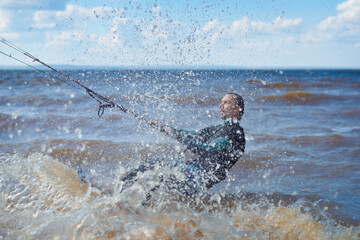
0,0,359,68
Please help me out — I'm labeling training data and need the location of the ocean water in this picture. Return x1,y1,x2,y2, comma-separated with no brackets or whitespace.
0,69,359,239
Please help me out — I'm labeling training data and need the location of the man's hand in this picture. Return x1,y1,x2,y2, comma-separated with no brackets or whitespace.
150,120,160,127
150,120,176,135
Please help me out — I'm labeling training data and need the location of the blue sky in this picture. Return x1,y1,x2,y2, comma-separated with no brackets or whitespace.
0,0,359,68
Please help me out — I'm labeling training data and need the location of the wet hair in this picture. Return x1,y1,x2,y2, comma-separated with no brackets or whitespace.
227,93,244,120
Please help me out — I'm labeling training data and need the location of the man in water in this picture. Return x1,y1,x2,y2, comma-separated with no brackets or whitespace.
122,93,246,195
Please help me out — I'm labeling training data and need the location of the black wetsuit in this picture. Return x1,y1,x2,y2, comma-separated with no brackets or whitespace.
120,121,245,196
174,121,245,188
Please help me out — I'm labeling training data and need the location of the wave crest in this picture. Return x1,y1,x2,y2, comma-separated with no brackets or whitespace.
256,92,339,104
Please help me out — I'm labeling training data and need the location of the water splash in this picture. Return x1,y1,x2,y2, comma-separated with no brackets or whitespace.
0,153,359,239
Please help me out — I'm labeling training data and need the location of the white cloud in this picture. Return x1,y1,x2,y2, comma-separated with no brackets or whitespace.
193,16,302,54
251,16,303,33
31,4,123,29
0,9,11,31
199,16,302,39
45,31,89,47
318,0,360,35
302,0,360,47
97,5,194,65
0,1,69,32
0,0,68,10
203,19,223,33
97,17,132,48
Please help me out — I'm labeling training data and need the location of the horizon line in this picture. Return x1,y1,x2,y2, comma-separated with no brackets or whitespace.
0,64,359,71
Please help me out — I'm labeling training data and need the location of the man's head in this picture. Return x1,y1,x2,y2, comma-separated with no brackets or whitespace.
219,93,244,121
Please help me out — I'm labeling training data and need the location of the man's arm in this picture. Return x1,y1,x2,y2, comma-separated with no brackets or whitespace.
150,120,196,139
150,120,230,154
176,133,230,155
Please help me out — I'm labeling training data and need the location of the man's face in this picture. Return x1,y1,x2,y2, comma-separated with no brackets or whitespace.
219,94,239,120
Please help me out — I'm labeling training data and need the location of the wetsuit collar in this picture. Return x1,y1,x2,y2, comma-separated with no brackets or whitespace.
224,119,239,125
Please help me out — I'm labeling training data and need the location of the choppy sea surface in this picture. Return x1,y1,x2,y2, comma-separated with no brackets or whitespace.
0,69,359,239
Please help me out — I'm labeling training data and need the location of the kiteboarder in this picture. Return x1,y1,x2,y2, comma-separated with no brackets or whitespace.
120,93,246,195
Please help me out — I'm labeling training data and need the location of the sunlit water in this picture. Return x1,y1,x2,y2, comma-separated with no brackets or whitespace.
1,69,360,239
